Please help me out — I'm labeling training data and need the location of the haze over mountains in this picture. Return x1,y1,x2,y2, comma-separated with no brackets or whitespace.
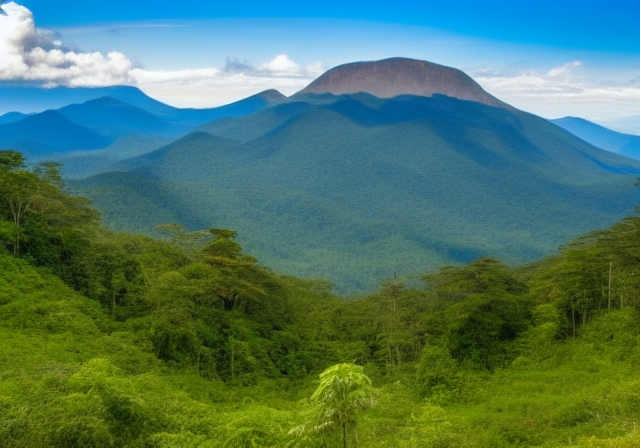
2,57,638,292
550,116,640,161
599,115,640,136
0,88,285,176
0,88,286,143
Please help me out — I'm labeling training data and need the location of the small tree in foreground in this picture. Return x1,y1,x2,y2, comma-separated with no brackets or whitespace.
290,363,377,448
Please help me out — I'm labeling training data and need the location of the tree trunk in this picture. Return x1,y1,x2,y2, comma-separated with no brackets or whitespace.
608,261,612,309
230,339,235,380
343,422,347,448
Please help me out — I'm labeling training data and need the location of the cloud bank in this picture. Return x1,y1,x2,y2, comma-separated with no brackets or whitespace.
471,62,640,120
0,2,325,106
0,2,134,86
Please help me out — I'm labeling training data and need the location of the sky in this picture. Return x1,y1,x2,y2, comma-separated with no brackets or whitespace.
1,0,639,122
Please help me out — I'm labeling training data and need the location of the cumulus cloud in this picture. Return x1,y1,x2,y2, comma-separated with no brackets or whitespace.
0,2,135,86
258,54,301,76
470,61,640,120
223,54,325,78
0,2,326,106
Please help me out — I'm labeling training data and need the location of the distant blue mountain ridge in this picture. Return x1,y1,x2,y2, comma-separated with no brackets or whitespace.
0,86,286,155
0,85,173,116
550,117,640,161
57,96,172,138
0,110,111,153
1,83,635,162
0,111,32,125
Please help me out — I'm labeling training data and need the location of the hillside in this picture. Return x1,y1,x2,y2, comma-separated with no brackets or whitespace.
1,158,638,447
75,93,640,293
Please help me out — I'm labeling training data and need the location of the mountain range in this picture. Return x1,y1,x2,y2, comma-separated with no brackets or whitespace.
0,87,285,177
550,116,640,161
2,57,638,292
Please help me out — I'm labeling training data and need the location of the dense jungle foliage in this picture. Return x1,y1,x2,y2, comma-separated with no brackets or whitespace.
0,150,639,447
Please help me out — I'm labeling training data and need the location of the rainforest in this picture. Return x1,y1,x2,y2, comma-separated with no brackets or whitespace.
0,150,638,448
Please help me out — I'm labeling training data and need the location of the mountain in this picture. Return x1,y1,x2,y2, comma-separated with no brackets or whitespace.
0,84,174,116
74,91,640,293
296,57,508,108
57,96,173,138
551,117,640,161
0,111,31,125
598,115,640,136
0,110,111,153
165,89,286,129
0,84,285,128
0,88,286,173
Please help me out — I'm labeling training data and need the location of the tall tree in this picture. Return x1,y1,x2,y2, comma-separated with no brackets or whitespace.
291,363,377,448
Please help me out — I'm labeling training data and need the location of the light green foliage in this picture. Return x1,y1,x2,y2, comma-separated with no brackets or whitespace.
416,346,463,403
0,152,638,448
530,217,640,336
396,405,473,448
291,363,378,448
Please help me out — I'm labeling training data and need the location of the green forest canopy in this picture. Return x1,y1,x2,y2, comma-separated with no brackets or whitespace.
0,151,638,447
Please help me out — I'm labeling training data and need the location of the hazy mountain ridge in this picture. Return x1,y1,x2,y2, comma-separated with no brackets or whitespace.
0,110,112,153
57,96,172,137
598,114,640,136
0,87,286,175
551,116,640,161
0,111,31,125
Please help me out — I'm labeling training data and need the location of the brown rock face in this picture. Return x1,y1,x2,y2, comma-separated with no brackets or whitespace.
296,57,507,108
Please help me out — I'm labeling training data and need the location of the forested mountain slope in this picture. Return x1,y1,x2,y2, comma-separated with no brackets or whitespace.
75,93,640,292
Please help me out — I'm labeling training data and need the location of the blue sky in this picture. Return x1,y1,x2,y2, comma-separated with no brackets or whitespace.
1,0,639,122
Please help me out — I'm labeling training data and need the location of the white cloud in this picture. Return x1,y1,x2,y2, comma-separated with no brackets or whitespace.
470,61,640,121
131,67,221,85
0,2,326,107
0,2,135,86
547,60,583,78
258,54,301,76
305,61,326,77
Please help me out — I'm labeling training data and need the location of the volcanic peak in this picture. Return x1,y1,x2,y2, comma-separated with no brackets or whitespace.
297,57,508,108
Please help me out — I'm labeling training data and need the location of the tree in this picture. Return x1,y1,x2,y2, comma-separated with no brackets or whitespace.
0,152,98,264
291,363,377,448
199,228,277,311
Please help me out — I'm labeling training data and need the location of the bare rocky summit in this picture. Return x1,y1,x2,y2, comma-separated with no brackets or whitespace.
297,57,508,108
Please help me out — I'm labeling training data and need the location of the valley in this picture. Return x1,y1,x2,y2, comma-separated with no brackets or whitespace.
1,54,639,447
